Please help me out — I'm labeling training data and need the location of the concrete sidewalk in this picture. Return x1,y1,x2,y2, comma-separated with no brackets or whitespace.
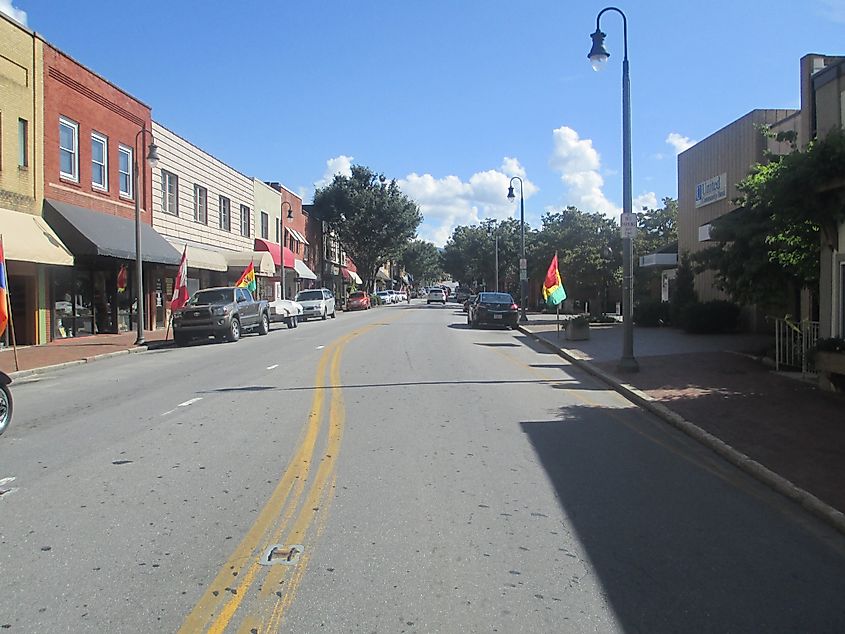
519,313,845,534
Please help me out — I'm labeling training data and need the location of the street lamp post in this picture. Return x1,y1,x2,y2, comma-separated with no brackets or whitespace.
486,222,499,292
507,177,528,322
588,7,639,372
133,128,159,345
280,201,294,300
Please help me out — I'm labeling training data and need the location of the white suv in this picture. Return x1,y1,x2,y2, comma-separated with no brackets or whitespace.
295,288,336,320
427,288,446,304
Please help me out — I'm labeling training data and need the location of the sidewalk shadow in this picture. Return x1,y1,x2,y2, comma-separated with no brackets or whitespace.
520,403,845,632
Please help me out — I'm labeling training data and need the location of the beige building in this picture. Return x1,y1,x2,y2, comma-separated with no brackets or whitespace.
151,121,274,312
0,12,72,346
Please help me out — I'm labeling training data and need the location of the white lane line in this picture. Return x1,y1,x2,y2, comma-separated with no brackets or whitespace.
267,364,279,370
161,409,176,416
316,346,325,350
178,397,203,408
0,477,16,487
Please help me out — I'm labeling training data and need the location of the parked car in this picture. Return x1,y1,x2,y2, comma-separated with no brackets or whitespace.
427,288,446,304
467,292,519,329
376,291,393,304
268,297,304,328
346,291,371,311
296,288,336,320
455,287,471,304
173,287,271,345
463,294,477,313
0,370,12,436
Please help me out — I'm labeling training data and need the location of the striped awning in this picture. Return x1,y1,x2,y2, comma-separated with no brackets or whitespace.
285,227,309,245
166,239,228,272
224,250,276,276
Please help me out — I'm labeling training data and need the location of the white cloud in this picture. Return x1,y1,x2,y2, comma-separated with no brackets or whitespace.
549,126,620,217
633,191,658,211
313,155,353,190
398,158,538,247
0,0,25,24
666,132,696,154
819,0,845,23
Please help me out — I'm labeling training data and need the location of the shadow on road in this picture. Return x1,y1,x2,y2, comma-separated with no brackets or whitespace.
520,403,845,632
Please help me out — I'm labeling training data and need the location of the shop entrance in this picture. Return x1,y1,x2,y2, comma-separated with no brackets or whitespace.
6,274,36,345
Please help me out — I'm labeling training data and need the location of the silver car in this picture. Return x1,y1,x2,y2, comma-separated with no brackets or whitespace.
295,288,336,321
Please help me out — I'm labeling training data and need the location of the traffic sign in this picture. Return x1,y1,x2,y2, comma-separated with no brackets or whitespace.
620,213,637,239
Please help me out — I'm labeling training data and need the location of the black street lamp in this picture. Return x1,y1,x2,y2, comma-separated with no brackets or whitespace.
280,201,294,300
133,128,159,345
507,177,528,323
588,7,639,372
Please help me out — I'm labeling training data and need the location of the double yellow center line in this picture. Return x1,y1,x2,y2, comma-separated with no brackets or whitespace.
179,325,374,633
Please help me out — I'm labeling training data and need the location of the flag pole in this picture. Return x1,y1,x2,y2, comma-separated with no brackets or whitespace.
1,236,19,371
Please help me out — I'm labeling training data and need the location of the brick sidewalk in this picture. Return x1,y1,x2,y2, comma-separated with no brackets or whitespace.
520,316,845,520
0,329,171,375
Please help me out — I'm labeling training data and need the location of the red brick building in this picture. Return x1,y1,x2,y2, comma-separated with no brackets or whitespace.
41,43,179,338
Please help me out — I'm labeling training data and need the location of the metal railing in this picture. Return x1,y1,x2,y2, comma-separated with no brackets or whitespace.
773,317,819,376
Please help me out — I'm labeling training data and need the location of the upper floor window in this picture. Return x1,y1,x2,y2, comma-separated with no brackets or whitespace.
304,244,311,262
261,211,269,240
219,196,231,231
91,132,108,190
275,218,281,243
240,204,251,238
118,145,133,198
59,117,79,181
18,119,28,168
161,169,178,215
194,184,208,224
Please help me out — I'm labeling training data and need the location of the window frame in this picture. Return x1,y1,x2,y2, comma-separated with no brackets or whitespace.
219,195,231,231
59,116,79,182
261,211,269,240
118,145,133,198
18,118,28,168
194,184,208,224
161,169,179,216
275,218,281,243
240,204,251,238
91,131,109,191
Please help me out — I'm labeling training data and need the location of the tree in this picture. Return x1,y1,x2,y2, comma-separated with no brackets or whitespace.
312,165,422,290
399,240,444,285
634,197,678,302
694,129,845,308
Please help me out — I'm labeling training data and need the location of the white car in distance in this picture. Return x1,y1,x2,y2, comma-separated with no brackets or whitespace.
295,288,336,320
426,288,446,304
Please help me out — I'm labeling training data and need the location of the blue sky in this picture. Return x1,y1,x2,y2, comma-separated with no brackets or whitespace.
7,0,844,245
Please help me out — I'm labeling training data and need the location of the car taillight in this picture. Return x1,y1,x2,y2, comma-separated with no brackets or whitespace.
510,303,518,310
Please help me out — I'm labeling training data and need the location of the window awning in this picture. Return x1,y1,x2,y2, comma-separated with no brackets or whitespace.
224,250,276,276
254,238,295,268
375,268,391,282
165,239,229,272
285,226,309,245
43,199,181,265
294,259,317,280
0,207,73,266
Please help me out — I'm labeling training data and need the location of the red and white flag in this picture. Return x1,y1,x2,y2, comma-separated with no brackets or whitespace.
170,247,189,311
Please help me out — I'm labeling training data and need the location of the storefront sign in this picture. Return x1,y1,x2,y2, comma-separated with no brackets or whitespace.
695,173,727,208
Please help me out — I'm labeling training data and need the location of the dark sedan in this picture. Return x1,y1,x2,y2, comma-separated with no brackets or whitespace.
467,292,519,329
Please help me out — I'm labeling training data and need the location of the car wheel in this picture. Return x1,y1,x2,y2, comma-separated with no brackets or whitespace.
0,382,12,437
331,309,336,319
258,312,270,335
321,308,327,320
227,318,241,342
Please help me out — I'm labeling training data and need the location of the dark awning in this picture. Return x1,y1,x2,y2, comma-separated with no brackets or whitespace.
43,199,181,266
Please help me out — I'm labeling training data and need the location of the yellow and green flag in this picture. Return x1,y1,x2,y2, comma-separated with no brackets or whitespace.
235,261,257,293
542,253,567,307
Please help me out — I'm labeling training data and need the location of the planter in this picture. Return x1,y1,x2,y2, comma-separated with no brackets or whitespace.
566,318,590,341
816,351,845,393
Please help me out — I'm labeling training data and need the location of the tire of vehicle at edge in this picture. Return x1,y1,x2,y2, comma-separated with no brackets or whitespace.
0,382,12,436
322,309,327,321
331,309,336,318
258,312,270,335
228,317,241,342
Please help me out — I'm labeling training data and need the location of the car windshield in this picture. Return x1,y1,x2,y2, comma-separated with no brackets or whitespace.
188,289,233,305
350,292,366,299
296,290,324,301
480,293,514,304
429,289,443,294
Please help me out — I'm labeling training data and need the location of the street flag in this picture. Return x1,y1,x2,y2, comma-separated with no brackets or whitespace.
0,236,8,338
542,253,567,307
235,261,257,293
170,247,190,311
116,264,128,293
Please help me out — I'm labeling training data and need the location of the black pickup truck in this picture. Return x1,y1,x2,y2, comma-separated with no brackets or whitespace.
172,287,271,346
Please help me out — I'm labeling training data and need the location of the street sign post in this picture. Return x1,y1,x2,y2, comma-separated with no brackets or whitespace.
620,213,637,239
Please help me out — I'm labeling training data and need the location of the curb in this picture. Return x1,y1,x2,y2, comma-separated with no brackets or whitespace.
8,344,151,381
517,325,845,538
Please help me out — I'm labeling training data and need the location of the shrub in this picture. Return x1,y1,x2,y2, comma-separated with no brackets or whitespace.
370,293,382,306
634,300,670,327
681,300,740,334
671,253,698,325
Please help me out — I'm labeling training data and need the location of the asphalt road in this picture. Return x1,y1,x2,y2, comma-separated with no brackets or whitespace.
2,301,845,632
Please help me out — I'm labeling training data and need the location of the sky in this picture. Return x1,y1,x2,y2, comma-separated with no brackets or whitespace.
5,0,844,246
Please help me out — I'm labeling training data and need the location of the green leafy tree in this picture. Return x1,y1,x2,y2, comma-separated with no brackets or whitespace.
399,240,444,285
671,253,698,325
634,197,678,302
312,165,422,290
694,129,845,308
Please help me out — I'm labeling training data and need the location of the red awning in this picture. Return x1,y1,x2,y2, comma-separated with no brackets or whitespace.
340,267,352,281
254,238,295,269
345,259,357,273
